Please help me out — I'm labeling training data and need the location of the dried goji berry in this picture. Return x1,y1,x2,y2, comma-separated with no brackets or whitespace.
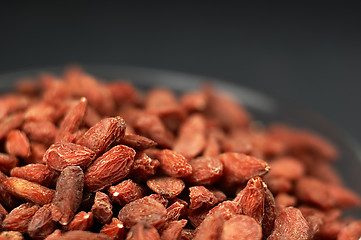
44,142,95,171
117,134,157,151
52,166,84,225
2,202,40,233
23,121,58,145
10,164,58,188
77,117,126,156
3,177,55,205
185,156,223,185
5,130,30,158
118,197,167,229
126,222,161,240
0,231,24,240
234,177,265,224
28,204,55,240
84,145,135,192
189,186,218,210
64,211,93,231
0,153,19,175
128,152,160,182
267,207,309,240
220,215,262,240
218,153,269,186
91,192,113,225
147,176,185,199
156,149,192,178
173,114,206,159
108,179,145,205
160,219,187,240
100,218,126,240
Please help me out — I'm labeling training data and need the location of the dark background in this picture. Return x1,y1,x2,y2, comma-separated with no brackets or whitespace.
1,2,361,145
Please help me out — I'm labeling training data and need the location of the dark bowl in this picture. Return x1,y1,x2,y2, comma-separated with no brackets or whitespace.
1,65,361,217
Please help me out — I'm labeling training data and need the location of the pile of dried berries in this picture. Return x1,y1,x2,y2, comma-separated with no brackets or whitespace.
0,66,360,240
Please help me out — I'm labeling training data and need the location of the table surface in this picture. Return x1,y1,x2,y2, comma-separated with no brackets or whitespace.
1,1,361,146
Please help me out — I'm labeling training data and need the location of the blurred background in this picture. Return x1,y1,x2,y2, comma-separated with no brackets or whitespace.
1,1,361,145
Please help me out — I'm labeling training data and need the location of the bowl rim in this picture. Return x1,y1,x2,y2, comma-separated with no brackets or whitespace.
1,64,360,162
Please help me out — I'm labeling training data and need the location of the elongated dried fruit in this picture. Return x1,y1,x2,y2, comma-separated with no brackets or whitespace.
0,231,24,240
263,175,292,195
24,102,58,122
108,81,137,105
188,207,210,228
5,130,30,158
193,212,225,240
26,142,48,164
275,193,297,209
178,229,194,240
65,211,93,231
337,220,361,240
100,218,126,240
157,149,192,178
0,202,7,223
23,121,58,145
77,116,126,156
59,97,88,133
44,142,95,171
295,177,334,209
3,177,55,205
185,156,223,185
10,164,58,187
206,201,242,221
220,215,262,240
262,187,277,238
56,230,111,240
28,204,55,240
165,201,187,223
52,166,84,225
0,172,20,210
118,134,157,150
43,229,62,240
118,197,167,229
327,183,361,209
218,153,269,186
126,222,161,240
160,219,187,240
189,186,218,210
173,114,206,159
268,157,305,181
206,88,250,129
2,202,40,233
146,176,185,199
181,91,207,112
84,145,135,192
134,113,175,148
0,153,19,175
234,177,265,224
0,112,24,141
108,179,145,205
128,152,160,182
91,192,113,225
203,131,221,157
267,207,309,240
